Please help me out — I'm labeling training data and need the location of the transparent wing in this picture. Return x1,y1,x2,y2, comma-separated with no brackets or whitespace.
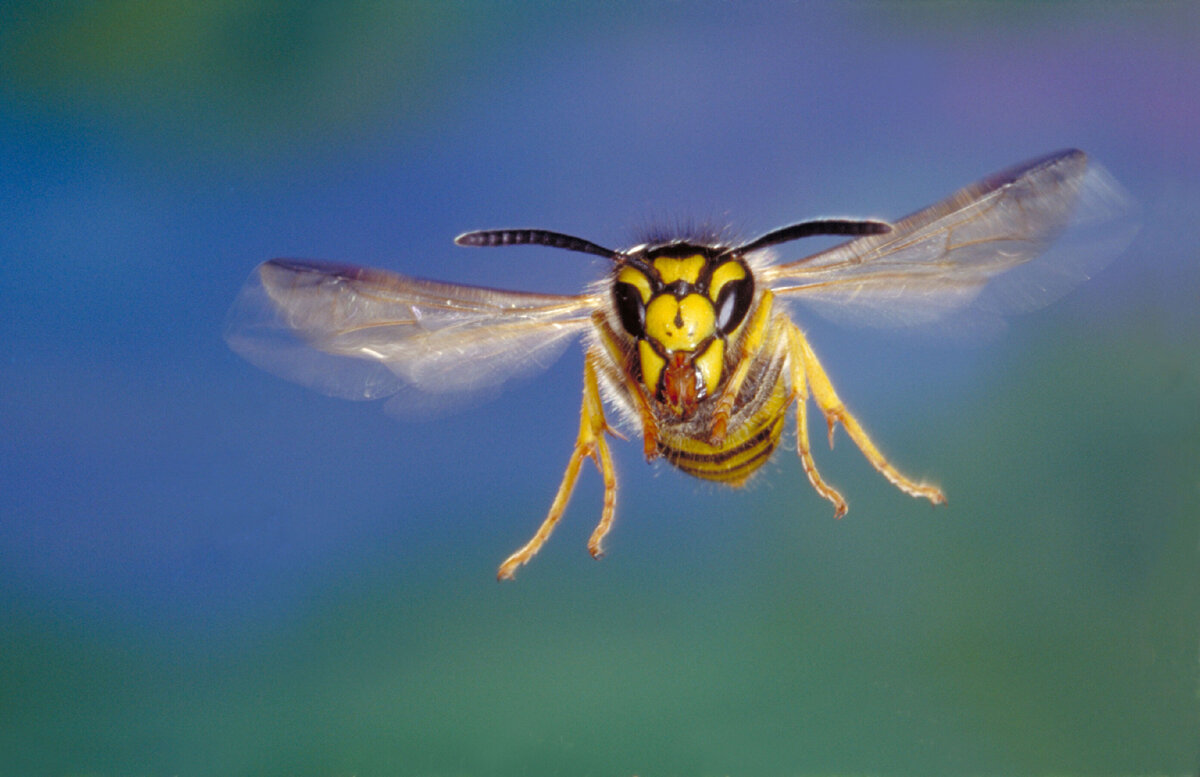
760,149,1137,331
225,259,600,411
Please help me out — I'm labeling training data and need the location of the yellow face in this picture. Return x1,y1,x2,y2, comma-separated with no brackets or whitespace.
611,246,755,417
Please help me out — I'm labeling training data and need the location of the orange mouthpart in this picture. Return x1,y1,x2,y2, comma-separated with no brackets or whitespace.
661,350,701,418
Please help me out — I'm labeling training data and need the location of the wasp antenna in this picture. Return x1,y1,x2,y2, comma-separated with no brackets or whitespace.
455,229,620,260
733,218,892,255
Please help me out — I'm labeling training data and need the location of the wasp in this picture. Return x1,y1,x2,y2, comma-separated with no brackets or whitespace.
227,149,1129,579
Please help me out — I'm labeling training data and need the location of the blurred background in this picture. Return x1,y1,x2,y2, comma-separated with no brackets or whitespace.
1,2,1197,775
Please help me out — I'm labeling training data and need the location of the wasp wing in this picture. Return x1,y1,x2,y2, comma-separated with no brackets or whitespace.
761,149,1136,331
225,259,599,409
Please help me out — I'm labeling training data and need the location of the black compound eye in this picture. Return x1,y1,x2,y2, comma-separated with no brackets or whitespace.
714,275,754,334
613,282,647,337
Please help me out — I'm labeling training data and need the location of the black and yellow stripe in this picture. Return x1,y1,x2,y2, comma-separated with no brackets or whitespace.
656,377,790,486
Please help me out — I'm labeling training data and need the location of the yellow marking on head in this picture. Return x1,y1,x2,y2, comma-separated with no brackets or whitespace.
694,338,725,396
652,254,706,285
638,339,665,393
616,265,653,303
708,260,747,301
645,293,715,351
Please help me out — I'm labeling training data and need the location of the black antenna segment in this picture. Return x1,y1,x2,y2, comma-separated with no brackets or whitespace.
455,229,619,260
732,218,892,256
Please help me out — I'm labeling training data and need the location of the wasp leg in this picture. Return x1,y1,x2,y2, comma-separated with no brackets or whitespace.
609,364,658,462
783,322,849,516
497,350,618,581
585,427,618,560
710,289,777,444
791,324,946,506
592,312,660,460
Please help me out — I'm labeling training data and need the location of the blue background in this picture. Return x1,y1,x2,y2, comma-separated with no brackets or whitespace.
1,3,1197,775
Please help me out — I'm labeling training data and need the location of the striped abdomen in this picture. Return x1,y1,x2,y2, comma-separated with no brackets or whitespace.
656,374,790,486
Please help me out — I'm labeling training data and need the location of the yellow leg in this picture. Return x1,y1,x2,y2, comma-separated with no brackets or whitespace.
792,325,946,506
592,312,660,460
586,434,618,559
497,350,618,580
710,290,777,444
784,323,849,516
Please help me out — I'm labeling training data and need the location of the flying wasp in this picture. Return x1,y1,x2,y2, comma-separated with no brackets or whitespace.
227,149,1131,579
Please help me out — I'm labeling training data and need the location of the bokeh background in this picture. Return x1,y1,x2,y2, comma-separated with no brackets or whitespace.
2,3,1197,775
